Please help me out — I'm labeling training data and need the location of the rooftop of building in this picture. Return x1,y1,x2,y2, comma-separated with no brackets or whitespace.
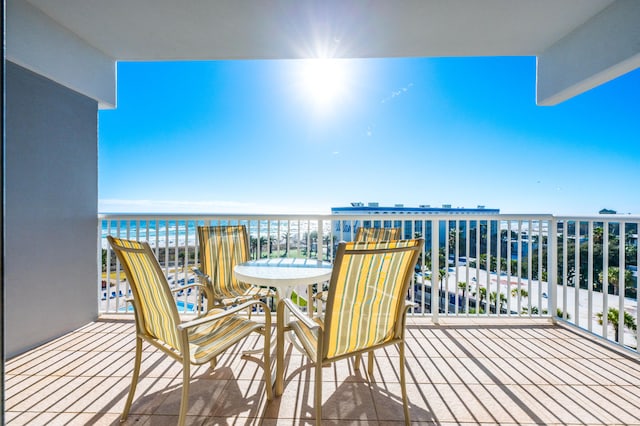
331,202,499,213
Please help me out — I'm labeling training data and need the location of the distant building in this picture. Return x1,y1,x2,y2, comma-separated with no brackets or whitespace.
331,202,500,241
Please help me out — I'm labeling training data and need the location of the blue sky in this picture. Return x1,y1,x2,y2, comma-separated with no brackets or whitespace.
99,57,640,215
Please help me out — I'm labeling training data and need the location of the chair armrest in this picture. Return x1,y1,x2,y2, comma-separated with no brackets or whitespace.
393,300,414,338
170,282,213,302
177,299,271,330
170,282,205,292
192,267,210,283
279,298,321,331
313,290,328,301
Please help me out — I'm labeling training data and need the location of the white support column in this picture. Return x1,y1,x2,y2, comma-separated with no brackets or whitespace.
7,0,117,109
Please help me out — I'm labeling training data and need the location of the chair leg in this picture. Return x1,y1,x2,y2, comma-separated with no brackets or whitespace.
178,362,191,426
209,356,217,370
275,303,285,396
398,342,410,426
121,337,143,422
263,327,273,401
354,354,361,371
367,350,375,376
315,362,322,426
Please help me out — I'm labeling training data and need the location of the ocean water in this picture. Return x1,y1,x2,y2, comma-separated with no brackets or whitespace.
101,218,331,249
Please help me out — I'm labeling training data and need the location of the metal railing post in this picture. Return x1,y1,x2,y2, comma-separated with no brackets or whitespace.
432,219,440,324
549,217,558,322
317,219,323,261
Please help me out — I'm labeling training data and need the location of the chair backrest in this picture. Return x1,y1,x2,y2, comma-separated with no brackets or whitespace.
197,225,251,298
354,227,401,242
322,239,423,360
107,236,182,351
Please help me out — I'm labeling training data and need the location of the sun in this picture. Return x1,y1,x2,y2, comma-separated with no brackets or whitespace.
296,58,349,112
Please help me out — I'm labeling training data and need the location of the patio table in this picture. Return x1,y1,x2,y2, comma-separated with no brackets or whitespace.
234,258,332,353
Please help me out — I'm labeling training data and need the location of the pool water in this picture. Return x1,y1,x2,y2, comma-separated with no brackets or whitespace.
118,299,197,313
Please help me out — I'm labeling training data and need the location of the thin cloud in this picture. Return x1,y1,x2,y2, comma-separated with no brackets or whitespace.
381,83,414,103
99,199,257,214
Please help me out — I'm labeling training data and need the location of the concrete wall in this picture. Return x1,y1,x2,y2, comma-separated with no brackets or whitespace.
5,61,98,358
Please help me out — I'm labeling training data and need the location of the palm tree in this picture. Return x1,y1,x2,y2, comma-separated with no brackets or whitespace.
593,226,604,244
322,234,332,260
599,266,621,295
458,282,468,299
598,266,633,296
596,307,637,343
554,308,570,320
250,236,258,259
472,287,487,312
490,291,507,312
511,288,528,298
281,231,290,257
521,306,539,315
438,268,448,309
259,236,268,258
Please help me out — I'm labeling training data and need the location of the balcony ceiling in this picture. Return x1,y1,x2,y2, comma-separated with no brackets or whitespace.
10,0,640,107
25,0,614,60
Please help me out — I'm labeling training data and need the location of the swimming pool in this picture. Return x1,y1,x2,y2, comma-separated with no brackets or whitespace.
176,300,196,312
118,300,197,313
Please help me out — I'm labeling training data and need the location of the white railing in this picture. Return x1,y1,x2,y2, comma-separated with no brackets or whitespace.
98,213,639,353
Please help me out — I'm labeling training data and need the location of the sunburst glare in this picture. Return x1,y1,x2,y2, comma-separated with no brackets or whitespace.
294,58,349,113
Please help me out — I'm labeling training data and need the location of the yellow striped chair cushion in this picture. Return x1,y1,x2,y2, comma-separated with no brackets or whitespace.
197,225,252,299
109,237,182,351
314,227,402,304
355,227,401,242
216,285,273,307
187,308,264,364
324,239,420,360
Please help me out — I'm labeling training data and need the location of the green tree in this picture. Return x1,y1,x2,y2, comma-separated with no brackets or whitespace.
598,266,634,296
555,308,570,320
281,231,290,257
458,281,468,299
250,236,258,259
322,234,332,260
472,287,487,313
596,307,637,343
511,288,528,298
490,291,507,312
101,249,107,272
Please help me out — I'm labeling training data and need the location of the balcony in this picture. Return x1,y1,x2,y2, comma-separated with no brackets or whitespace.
98,213,639,351
7,3,640,423
6,316,640,424
5,212,640,424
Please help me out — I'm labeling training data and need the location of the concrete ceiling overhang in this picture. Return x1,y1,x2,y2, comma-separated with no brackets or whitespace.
7,0,640,108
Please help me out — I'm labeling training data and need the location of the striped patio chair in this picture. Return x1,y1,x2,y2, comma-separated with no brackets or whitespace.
312,226,401,309
108,236,272,426
277,238,424,426
354,226,401,241
194,225,275,315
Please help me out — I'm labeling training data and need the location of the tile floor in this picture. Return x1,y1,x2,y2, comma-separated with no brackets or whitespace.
5,316,640,425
